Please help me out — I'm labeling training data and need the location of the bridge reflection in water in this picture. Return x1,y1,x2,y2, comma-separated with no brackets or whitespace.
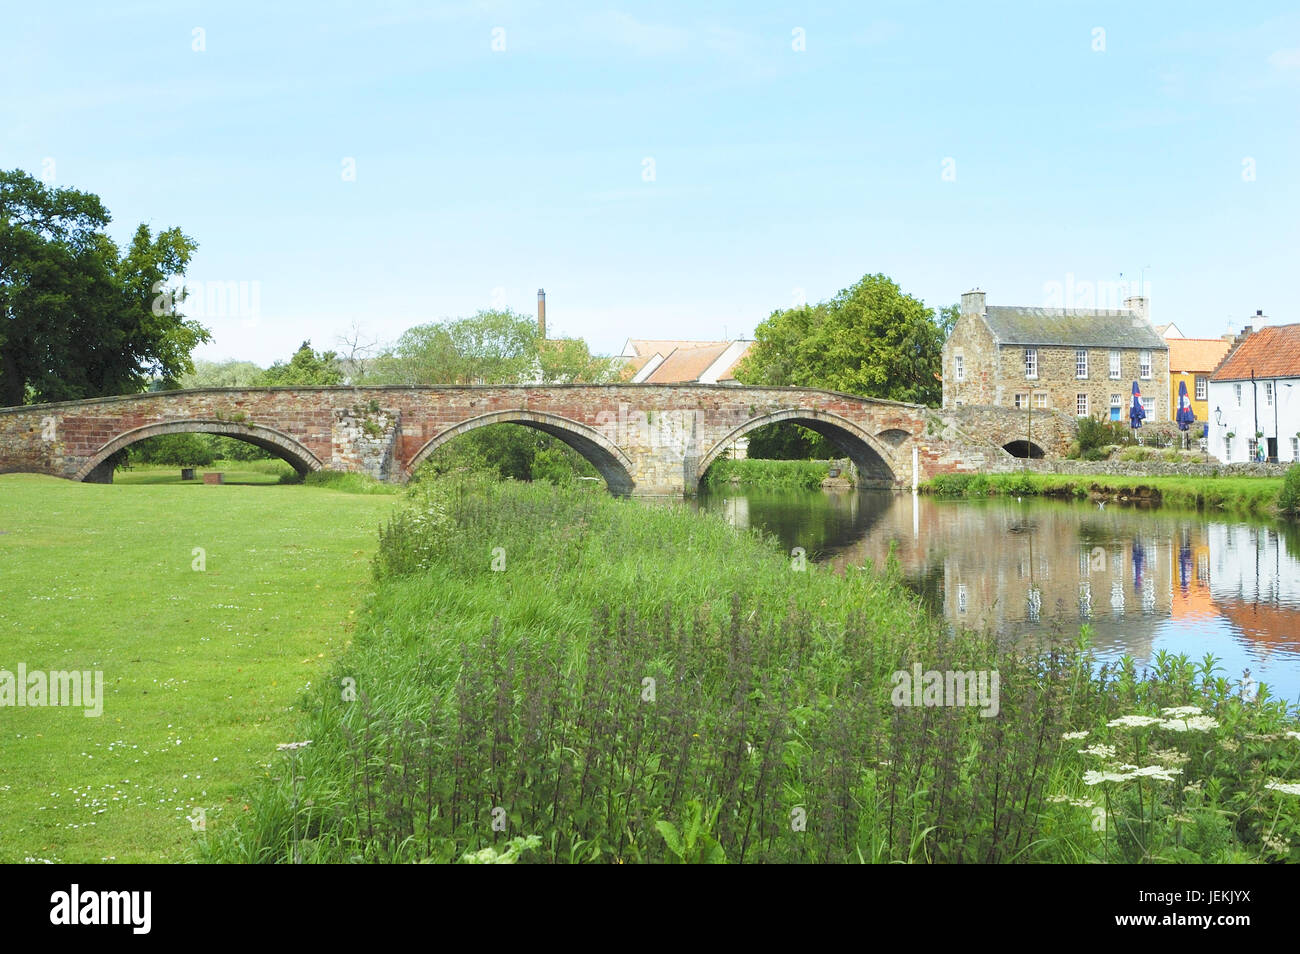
695,489,1300,704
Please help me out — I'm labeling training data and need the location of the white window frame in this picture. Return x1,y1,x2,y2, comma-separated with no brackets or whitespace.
1195,376,1207,401
1292,436,1299,462
1234,383,1242,407
1076,349,1088,379
1014,392,1029,409
954,354,964,382
1109,350,1121,379
1024,348,1038,379
1033,392,1048,409
1076,393,1089,417
1265,381,1274,406
1110,393,1122,408
1139,350,1152,380
1224,436,1232,460
1142,397,1155,418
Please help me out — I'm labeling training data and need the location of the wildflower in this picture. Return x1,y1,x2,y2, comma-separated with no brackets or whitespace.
1062,730,1089,740
1265,781,1300,796
1161,715,1219,732
1107,715,1163,728
1286,731,1300,741
277,741,312,751
1129,765,1182,782
1160,705,1202,717
1083,769,1135,785
1148,747,1190,765
1077,743,1117,759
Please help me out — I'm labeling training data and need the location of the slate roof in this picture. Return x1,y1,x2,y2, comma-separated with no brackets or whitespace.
983,306,1167,349
1210,324,1300,381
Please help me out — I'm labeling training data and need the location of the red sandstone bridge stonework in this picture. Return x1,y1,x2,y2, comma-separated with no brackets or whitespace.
0,385,1070,495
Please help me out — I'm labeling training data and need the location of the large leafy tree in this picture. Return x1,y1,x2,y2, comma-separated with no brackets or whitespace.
0,169,208,406
258,340,343,386
368,309,616,385
734,273,952,407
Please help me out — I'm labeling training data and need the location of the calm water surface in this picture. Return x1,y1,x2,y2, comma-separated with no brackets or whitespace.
696,489,1300,704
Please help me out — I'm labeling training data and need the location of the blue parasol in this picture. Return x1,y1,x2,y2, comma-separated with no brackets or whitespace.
1129,381,1146,437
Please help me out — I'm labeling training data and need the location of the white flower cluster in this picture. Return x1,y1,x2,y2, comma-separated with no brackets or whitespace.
1265,781,1300,796
1160,706,1203,717
1083,765,1183,785
1062,730,1089,740
1160,715,1219,732
1107,715,1163,728
1077,743,1117,759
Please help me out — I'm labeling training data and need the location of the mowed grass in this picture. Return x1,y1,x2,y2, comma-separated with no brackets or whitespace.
0,471,397,862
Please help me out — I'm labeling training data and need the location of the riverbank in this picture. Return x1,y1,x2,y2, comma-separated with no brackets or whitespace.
206,476,1300,864
923,471,1287,515
701,457,846,490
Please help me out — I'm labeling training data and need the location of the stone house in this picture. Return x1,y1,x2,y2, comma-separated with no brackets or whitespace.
1207,321,1300,463
942,289,1170,424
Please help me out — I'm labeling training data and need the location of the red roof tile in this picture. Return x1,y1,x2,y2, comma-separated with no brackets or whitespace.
1211,324,1300,381
1168,337,1231,373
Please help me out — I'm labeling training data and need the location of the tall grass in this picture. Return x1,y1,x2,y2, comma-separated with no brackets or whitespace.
202,478,1300,863
923,472,1284,515
701,458,834,490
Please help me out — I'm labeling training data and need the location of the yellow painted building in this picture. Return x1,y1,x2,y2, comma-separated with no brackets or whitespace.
1167,337,1231,423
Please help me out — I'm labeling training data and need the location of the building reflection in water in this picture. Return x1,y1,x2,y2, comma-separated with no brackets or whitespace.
699,488,1300,701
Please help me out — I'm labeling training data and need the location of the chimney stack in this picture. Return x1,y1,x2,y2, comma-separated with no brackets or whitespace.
960,288,986,317
1123,295,1149,322
537,288,546,339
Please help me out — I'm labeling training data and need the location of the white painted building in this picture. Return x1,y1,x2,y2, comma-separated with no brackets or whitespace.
1207,322,1300,463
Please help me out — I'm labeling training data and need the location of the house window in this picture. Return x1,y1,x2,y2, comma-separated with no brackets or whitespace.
1014,392,1029,409
1264,382,1273,406
1234,383,1242,407
1033,392,1049,409
1076,349,1088,378
1076,393,1089,417
1139,350,1151,379
1110,393,1122,422
1195,376,1207,401
1024,348,1038,379
1292,437,1299,462
954,354,964,381
957,583,968,614
1142,397,1155,418
1109,350,1121,379
1224,436,1232,460
1248,439,1258,461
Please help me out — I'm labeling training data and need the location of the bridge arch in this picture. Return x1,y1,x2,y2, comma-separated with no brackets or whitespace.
407,409,636,495
1001,439,1046,459
698,408,899,488
74,419,325,482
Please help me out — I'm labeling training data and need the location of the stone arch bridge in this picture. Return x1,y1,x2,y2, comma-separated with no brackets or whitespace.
0,386,1073,496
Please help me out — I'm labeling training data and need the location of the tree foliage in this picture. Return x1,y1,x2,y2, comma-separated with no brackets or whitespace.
367,310,617,386
733,273,951,407
258,340,343,386
0,169,209,406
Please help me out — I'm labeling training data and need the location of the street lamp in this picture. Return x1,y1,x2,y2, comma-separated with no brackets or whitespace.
1214,406,1223,427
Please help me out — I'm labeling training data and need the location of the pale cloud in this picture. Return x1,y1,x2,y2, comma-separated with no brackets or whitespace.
1267,47,1300,71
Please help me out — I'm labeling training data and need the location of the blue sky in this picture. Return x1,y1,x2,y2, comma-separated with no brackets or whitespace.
4,1,1298,364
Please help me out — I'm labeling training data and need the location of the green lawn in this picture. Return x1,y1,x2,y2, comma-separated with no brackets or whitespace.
0,468,397,862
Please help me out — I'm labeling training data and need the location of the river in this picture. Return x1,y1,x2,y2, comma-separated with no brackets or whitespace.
696,488,1300,704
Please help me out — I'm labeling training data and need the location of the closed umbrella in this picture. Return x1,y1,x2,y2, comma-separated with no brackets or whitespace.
1176,379,1196,448
1129,381,1146,443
